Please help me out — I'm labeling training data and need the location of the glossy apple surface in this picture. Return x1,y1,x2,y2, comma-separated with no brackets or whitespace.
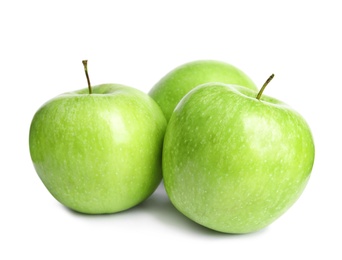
29,84,167,214
163,83,315,233
149,60,257,121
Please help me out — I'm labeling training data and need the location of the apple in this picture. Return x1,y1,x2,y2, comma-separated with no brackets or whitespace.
162,75,315,233
29,61,167,214
149,60,257,121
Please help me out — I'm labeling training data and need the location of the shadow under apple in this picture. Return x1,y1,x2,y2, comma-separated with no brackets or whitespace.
63,182,267,237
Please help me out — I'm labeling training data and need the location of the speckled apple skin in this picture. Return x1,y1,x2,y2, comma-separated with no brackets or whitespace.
29,84,167,214
163,83,315,233
149,60,257,122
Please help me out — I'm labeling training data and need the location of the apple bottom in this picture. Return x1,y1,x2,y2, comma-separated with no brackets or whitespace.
165,171,310,233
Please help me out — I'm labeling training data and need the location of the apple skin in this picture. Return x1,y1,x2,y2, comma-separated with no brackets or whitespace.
29,84,167,214
149,60,257,121
163,83,315,233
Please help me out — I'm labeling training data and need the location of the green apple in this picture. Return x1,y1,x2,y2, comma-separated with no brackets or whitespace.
29,61,167,214
149,60,257,121
163,75,315,233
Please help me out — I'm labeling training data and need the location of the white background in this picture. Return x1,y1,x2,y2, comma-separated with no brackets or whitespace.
1,0,341,259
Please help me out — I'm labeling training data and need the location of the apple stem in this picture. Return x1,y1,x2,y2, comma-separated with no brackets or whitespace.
256,74,274,100
82,60,92,94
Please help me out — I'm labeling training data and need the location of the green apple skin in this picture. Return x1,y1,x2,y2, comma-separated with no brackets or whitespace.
149,60,257,122
163,83,315,233
29,84,167,214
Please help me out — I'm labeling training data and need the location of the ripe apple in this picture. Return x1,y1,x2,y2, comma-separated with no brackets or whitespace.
149,60,257,121
29,61,167,214
162,75,315,233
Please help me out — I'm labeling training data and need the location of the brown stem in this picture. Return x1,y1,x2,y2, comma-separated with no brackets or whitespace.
82,60,92,94
256,74,274,100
